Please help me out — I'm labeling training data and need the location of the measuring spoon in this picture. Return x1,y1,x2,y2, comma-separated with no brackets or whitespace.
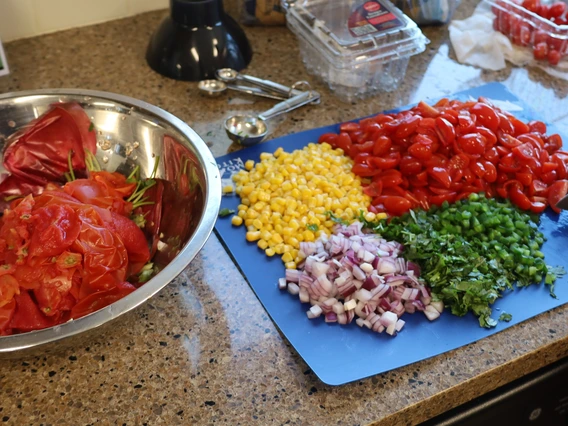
224,90,319,146
198,79,288,101
216,68,311,100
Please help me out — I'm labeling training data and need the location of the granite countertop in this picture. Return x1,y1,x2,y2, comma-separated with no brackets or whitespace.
1,1,568,425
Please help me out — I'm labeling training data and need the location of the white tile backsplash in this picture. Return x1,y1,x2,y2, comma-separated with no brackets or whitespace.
0,0,168,42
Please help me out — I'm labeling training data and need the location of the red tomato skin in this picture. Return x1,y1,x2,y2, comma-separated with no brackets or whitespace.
64,179,133,216
9,291,54,332
70,281,136,319
28,204,81,258
71,208,129,296
101,211,151,275
3,103,95,185
0,299,16,335
0,275,20,310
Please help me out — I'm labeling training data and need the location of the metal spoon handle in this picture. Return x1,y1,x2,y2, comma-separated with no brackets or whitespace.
237,74,303,98
258,91,319,121
226,84,288,101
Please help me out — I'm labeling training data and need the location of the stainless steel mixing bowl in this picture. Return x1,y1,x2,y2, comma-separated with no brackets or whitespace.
0,89,221,355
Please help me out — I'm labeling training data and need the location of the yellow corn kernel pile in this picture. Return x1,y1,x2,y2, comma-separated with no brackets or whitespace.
232,142,380,268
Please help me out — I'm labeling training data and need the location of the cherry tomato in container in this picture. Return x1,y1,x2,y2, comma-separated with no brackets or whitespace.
549,2,567,18
533,42,549,61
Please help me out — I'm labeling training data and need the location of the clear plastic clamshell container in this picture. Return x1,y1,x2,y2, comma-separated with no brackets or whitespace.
284,0,429,102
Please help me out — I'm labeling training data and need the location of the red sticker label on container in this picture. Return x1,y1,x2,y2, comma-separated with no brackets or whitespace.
348,0,404,37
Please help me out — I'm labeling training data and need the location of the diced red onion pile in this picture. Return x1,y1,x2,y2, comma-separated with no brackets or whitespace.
279,221,443,336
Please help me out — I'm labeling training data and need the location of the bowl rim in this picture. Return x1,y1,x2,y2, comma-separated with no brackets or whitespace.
0,88,222,353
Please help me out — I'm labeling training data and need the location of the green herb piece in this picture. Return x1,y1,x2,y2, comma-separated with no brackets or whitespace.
544,265,566,299
138,262,156,283
88,122,95,132
362,194,557,328
307,224,319,232
4,195,22,202
499,312,513,322
132,213,148,228
127,157,160,210
84,149,101,172
66,150,76,182
219,208,235,217
150,155,160,179
325,211,350,226
126,165,140,184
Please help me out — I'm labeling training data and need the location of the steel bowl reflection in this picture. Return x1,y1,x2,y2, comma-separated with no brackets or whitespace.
0,89,221,355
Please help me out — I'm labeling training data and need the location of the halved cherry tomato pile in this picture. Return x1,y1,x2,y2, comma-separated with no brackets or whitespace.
0,173,151,336
318,98,568,217
492,0,567,66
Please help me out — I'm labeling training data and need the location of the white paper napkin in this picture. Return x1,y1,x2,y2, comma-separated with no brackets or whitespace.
449,2,568,80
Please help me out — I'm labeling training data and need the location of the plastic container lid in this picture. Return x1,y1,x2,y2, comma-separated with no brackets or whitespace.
285,0,429,68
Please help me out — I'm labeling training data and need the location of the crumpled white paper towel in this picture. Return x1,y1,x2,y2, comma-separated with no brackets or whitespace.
449,2,568,79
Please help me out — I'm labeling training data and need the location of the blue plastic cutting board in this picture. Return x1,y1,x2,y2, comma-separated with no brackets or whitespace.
214,83,568,386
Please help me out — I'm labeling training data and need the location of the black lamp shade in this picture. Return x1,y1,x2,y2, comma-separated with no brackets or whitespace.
146,0,253,81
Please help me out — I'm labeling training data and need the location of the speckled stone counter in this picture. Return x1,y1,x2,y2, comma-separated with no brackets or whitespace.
1,2,568,425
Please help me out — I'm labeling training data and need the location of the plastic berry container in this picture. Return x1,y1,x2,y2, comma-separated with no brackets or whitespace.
486,0,568,65
284,0,429,102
